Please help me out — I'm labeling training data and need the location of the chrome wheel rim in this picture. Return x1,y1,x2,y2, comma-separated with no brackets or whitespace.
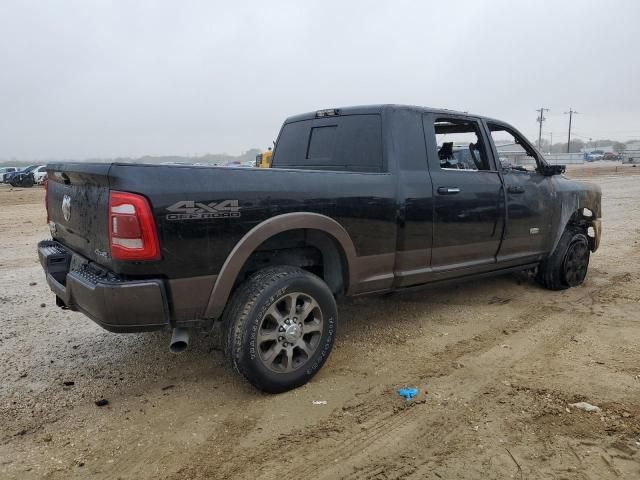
257,292,323,373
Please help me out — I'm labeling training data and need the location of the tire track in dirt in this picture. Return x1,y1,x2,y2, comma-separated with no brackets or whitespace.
389,311,595,479
304,312,584,479
406,302,568,380
158,411,262,480
169,253,640,480
164,297,588,480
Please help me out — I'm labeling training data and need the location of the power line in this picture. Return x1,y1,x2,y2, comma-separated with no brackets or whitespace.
528,131,640,143
571,131,640,139
581,130,640,133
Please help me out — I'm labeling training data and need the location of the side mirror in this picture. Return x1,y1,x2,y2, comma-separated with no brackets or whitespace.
540,164,565,176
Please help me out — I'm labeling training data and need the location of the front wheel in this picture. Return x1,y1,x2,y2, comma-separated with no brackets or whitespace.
223,266,337,393
537,227,590,290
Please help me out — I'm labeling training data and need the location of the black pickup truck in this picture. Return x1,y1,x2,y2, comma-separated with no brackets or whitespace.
38,105,601,392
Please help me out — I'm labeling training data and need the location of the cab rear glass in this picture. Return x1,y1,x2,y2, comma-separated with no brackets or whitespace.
271,114,384,172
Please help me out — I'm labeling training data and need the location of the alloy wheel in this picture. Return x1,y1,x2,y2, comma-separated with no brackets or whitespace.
256,292,323,373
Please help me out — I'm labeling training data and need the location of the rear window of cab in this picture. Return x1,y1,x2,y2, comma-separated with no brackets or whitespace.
271,114,384,172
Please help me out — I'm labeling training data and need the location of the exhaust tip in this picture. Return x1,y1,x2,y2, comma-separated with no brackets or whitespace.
169,340,188,354
169,328,190,354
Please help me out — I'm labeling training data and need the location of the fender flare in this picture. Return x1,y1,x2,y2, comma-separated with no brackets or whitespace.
549,191,601,255
204,212,358,319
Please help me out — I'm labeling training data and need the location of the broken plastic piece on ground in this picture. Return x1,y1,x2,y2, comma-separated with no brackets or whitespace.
312,400,327,405
569,401,600,412
397,387,419,401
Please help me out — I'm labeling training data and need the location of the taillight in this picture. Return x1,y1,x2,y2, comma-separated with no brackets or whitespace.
44,178,49,224
108,191,160,261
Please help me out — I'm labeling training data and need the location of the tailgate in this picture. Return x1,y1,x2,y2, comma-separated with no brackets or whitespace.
47,163,113,269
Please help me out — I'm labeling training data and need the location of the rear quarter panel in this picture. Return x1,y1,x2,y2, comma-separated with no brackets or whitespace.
108,164,397,278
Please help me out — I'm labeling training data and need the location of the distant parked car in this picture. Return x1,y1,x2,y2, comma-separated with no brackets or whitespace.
222,160,254,167
0,167,18,182
584,151,604,161
603,152,621,161
4,167,25,183
32,165,48,184
6,165,38,187
4,165,30,183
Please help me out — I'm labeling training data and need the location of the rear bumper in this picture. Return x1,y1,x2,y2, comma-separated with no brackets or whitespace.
38,240,170,333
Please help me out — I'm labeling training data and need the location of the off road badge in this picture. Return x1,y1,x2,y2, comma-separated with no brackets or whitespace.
165,200,240,220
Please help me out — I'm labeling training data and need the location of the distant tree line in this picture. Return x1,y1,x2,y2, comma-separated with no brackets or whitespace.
0,148,263,168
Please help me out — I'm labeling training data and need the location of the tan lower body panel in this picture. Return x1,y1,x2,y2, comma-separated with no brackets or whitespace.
167,275,217,322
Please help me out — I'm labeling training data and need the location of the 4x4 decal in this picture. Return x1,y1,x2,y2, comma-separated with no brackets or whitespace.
166,200,240,220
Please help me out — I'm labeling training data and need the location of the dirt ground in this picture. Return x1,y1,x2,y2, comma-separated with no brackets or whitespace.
1,163,639,479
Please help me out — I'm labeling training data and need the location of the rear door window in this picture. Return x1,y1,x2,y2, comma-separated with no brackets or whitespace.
272,114,384,172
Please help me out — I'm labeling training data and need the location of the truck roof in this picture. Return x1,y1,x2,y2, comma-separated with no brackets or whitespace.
284,104,501,124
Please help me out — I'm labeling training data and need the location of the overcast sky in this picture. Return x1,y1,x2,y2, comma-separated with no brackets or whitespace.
1,0,639,160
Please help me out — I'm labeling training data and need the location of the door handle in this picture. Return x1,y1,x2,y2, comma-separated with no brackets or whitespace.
507,185,525,194
437,187,461,195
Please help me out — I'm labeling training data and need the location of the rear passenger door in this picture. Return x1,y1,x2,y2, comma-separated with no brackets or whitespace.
423,114,505,270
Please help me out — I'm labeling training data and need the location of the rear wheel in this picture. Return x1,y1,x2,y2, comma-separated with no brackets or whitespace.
223,266,337,393
537,227,590,290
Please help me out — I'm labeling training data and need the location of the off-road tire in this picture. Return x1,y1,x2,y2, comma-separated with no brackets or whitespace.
537,227,590,290
223,266,337,393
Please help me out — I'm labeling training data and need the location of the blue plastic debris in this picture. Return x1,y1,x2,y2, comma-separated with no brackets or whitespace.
397,387,418,401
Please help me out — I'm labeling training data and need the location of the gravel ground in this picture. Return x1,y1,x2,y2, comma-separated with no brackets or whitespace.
1,164,639,479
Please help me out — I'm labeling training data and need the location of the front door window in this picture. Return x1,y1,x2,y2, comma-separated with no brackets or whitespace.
435,119,492,171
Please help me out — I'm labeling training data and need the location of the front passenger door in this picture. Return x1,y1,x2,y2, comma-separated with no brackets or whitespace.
485,122,555,261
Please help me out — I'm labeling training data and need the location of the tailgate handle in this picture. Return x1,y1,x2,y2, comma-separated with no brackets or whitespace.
437,187,461,195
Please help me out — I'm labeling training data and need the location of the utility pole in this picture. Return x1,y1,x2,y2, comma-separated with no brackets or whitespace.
550,132,553,152
564,109,579,153
536,107,550,149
